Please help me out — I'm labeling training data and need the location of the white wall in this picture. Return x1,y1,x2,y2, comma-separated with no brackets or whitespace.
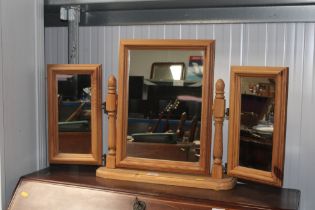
45,23,315,210
0,0,45,208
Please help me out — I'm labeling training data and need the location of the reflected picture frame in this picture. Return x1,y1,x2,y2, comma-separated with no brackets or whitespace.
227,66,288,187
48,64,103,165
150,62,185,81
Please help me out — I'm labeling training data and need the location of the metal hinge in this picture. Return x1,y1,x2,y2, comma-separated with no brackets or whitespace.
102,154,106,166
274,166,283,180
60,6,80,21
102,102,108,114
225,108,229,120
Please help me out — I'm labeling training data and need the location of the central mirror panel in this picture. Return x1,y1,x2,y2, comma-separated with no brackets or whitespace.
116,40,215,174
127,49,204,162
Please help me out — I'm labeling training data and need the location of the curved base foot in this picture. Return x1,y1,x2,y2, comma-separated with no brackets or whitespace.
97,167,236,191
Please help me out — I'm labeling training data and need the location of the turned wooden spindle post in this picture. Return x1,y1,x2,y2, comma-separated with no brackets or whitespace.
106,75,117,168
211,79,225,179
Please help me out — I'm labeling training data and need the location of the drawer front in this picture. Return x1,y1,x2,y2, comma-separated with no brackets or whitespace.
8,180,234,210
139,196,233,210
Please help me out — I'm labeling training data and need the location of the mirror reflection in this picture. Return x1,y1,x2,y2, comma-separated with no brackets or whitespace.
239,77,275,171
126,50,204,162
57,74,92,154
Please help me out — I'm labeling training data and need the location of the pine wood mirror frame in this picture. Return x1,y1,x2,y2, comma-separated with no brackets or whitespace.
227,66,288,187
48,64,102,165
115,40,215,174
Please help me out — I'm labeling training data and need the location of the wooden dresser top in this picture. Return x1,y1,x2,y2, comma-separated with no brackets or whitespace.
20,165,300,210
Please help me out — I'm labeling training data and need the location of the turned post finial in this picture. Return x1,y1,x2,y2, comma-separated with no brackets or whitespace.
211,79,225,179
215,79,225,95
108,75,117,89
106,74,117,169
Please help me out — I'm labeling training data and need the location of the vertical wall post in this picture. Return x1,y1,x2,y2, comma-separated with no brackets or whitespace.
106,75,117,168
60,6,80,99
60,5,80,64
211,79,225,179
67,6,80,64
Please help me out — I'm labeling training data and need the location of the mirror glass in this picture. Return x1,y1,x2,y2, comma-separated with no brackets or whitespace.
239,77,275,171
126,49,204,162
57,74,92,154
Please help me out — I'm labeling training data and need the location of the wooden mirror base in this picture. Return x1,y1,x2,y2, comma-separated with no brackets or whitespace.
99,76,235,191
96,167,236,190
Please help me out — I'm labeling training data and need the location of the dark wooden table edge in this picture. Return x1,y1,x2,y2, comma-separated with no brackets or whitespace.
14,165,300,210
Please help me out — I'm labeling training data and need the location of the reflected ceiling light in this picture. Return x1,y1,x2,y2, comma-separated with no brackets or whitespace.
170,65,183,80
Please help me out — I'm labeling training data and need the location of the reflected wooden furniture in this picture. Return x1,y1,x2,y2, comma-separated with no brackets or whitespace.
239,136,272,171
239,94,274,171
142,80,202,120
9,166,300,210
228,66,288,187
59,132,91,154
126,141,198,162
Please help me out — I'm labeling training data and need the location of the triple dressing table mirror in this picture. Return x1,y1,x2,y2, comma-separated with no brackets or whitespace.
10,47,300,210
97,40,236,190
48,64,103,165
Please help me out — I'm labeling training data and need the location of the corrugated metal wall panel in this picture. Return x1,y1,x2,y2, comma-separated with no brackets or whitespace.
148,25,164,39
133,25,150,39
45,23,314,209
212,24,231,163
282,23,300,189
45,27,57,64
165,25,180,39
243,24,268,66
298,23,315,210
57,27,68,64
288,23,305,190
181,24,197,39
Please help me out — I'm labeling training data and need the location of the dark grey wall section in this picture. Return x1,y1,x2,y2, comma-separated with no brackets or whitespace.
45,0,315,9
45,0,315,26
